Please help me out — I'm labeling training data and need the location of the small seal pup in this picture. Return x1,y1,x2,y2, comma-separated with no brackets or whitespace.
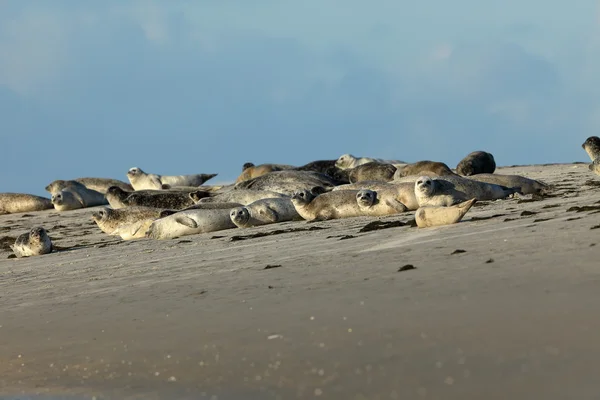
92,206,164,240
582,136,600,161
465,174,549,195
415,198,477,228
355,189,407,216
0,193,53,214
51,185,108,211
11,227,53,258
46,178,132,194
106,186,203,210
348,162,397,183
394,161,455,179
235,171,338,195
456,151,496,176
290,189,365,221
194,189,287,206
236,163,296,183
146,208,237,240
127,167,217,190
335,154,406,170
229,198,301,228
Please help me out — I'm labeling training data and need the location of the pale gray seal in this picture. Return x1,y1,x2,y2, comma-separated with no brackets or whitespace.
160,202,243,218
51,185,108,211
11,227,53,258
394,161,455,179
0,193,53,215
106,186,204,210
290,190,365,221
127,167,217,190
236,163,296,183
348,162,397,183
92,206,164,240
456,151,496,176
333,181,419,210
335,154,406,169
355,189,407,216
582,136,600,161
415,176,469,207
194,189,287,206
465,174,549,195
416,198,477,228
229,197,301,228
234,171,337,196
46,178,132,194
146,208,237,240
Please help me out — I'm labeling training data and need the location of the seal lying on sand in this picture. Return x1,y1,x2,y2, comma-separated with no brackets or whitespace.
236,163,296,183
415,199,477,228
456,151,496,176
465,174,549,195
194,189,287,206
415,176,469,207
46,178,132,194
394,161,455,179
92,206,163,240
160,202,243,218
582,136,600,161
51,185,108,211
127,167,217,190
335,154,406,169
333,181,419,210
355,189,407,216
294,160,350,184
146,208,236,240
348,162,397,183
106,187,204,210
0,193,53,214
11,227,53,258
229,198,300,228
235,171,338,195
291,190,365,221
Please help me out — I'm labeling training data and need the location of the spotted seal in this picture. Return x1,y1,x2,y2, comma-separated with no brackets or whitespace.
456,151,496,176
229,197,300,228
415,199,477,228
0,193,53,215
11,227,53,258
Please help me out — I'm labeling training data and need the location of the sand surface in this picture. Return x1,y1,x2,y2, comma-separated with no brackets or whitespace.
2,163,600,399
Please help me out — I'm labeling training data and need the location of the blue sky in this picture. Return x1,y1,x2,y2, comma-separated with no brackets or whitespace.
1,1,599,196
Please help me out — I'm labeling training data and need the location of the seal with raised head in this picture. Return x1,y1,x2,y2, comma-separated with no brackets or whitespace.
229,197,300,228
333,181,419,210
146,208,237,240
582,136,600,161
414,176,469,207
355,189,407,216
106,186,205,210
465,174,550,195
415,198,477,228
11,227,53,258
0,193,53,215
235,170,338,196
456,151,496,176
127,167,217,191
92,206,164,240
51,185,108,211
236,163,296,183
394,161,455,179
290,189,365,221
348,162,397,183
335,154,406,170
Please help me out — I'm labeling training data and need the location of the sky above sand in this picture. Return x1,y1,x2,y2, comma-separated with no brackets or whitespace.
1,1,600,195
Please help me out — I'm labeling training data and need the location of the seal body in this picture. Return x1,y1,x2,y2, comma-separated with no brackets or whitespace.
51,185,108,211
11,227,53,258
295,160,350,184
46,178,132,194
415,176,469,207
234,171,338,196
160,202,243,218
394,161,455,179
196,189,287,205
334,181,419,211
92,206,163,239
0,193,53,215
466,174,549,195
355,189,407,216
335,154,406,169
348,162,397,183
229,197,300,228
291,190,364,221
236,164,296,183
396,175,517,201
415,198,477,228
146,208,237,240
106,187,202,210
582,136,600,161
456,151,496,176
127,167,217,190
589,158,600,176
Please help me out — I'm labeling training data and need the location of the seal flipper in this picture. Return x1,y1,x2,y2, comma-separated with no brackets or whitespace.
384,198,407,213
175,215,198,228
259,207,279,223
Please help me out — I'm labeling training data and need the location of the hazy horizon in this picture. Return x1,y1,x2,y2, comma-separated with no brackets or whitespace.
2,1,599,197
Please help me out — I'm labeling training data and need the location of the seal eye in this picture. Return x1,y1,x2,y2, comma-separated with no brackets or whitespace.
417,180,422,184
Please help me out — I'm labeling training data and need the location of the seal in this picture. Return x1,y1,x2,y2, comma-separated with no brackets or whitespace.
582,136,600,161
242,162,255,171
335,154,406,170
290,189,365,221
229,197,301,228
0,193,53,215
394,161,455,179
160,202,243,218
193,189,287,206
415,198,477,228
92,206,164,240
51,185,108,211
236,163,296,183
146,208,237,240
105,186,204,210
294,160,350,184
127,167,217,190
46,178,132,194
333,181,419,210
355,189,407,216
456,151,496,176
348,162,397,183
11,227,53,258
414,176,468,207
589,158,600,176
234,171,338,196
465,174,550,195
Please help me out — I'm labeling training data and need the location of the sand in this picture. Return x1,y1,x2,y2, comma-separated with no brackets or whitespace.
1,163,600,399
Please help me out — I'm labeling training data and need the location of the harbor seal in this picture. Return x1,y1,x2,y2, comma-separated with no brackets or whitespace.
394,161,455,179
127,167,217,190
348,162,397,183
11,227,53,258
106,186,203,210
355,189,407,216
415,198,477,228
294,160,350,184
0,193,53,214
415,176,468,207
242,162,255,171
465,174,550,195
229,197,301,228
333,181,419,210
92,206,163,240
335,154,406,170
193,189,287,205
235,171,338,195
589,158,600,176
51,185,108,211
236,163,296,183
582,136,600,161
290,189,365,221
456,151,496,176
46,178,132,194
160,202,243,218
146,208,237,240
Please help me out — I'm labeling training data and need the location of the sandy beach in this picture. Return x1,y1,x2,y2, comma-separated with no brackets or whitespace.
2,163,600,399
